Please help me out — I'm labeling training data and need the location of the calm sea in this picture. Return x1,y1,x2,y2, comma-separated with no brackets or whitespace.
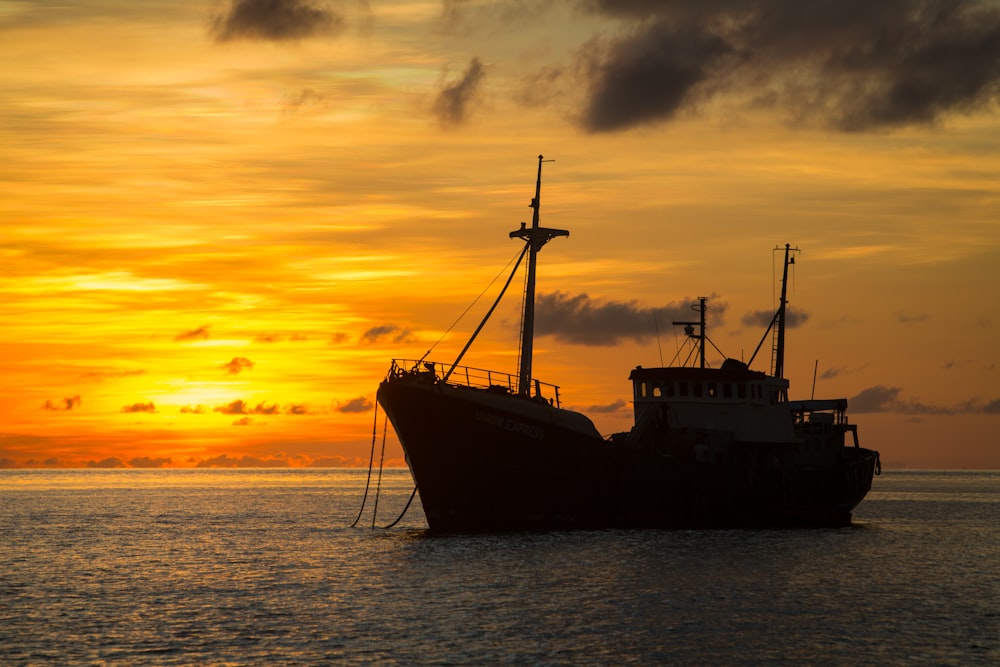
1,468,996,666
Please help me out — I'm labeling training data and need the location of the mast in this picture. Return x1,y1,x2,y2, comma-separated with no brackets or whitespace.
510,155,568,396
673,297,707,369
774,243,798,380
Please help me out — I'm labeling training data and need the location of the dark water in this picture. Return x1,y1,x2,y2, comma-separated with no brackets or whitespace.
1,469,996,666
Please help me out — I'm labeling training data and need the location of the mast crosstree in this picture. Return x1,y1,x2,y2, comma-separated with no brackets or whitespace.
510,155,568,396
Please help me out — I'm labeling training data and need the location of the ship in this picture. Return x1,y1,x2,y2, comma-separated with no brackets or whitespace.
376,156,880,531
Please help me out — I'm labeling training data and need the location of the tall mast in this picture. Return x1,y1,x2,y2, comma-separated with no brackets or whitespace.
510,155,568,396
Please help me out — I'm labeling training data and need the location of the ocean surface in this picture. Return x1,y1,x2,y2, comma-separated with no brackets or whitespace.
1,468,996,666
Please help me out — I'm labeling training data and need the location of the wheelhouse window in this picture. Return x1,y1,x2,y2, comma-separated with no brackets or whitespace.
707,382,717,398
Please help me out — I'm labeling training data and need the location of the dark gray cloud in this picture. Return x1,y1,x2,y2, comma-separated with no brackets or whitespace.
433,57,486,126
574,0,1000,132
849,384,1000,415
741,308,809,329
221,356,255,374
535,291,726,346
212,0,344,42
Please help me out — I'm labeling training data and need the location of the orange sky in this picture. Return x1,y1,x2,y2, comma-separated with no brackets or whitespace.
2,1,999,469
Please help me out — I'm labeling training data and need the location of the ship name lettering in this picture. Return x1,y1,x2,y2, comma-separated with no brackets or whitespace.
475,410,545,440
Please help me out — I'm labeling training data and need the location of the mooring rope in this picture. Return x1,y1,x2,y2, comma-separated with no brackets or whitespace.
380,485,418,529
370,411,389,528
349,399,381,528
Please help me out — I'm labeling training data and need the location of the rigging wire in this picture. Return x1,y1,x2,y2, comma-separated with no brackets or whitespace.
444,244,529,382
418,246,527,363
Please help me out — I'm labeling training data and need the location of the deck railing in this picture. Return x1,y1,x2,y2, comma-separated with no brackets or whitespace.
386,359,561,408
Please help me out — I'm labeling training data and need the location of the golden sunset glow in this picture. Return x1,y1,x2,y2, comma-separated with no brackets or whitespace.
2,1,999,469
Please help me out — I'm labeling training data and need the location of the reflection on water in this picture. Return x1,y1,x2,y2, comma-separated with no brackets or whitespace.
1,469,996,665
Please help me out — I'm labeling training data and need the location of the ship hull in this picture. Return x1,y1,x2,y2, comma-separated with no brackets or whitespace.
377,377,879,532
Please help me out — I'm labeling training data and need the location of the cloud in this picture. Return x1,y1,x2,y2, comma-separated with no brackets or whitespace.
849,384,1000,415
78,369,146,381
285,404,311,415
129,456,172,468
214,399,280,415
121,402,157,413
181,405,208,414
0,458,16,469
308,455,365,467
87,457,125,469
211,0,345,43
283,88,326,115
195,454,291,468
174,325,211,342
433,57,486,126
574,0,1000,133
42,395,81,411
741,308,809,329
535,291,726,346
360,323,414,344
221,357,255,374
897,311,930,324
335,396,372,413
584,399,628,414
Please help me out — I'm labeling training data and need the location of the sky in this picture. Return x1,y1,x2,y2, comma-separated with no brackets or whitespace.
1,0,998,469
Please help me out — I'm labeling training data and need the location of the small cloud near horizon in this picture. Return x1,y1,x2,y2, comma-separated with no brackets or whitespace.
174,325,211,342
221,357,255,374
121,402,157,413
335,396,372,413
43,395,81,411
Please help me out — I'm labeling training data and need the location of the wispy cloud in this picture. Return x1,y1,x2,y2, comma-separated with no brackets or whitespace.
42,395,81,411
896,311,930,324
174,325,211,342
741,308,809,329
433,57,486,127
